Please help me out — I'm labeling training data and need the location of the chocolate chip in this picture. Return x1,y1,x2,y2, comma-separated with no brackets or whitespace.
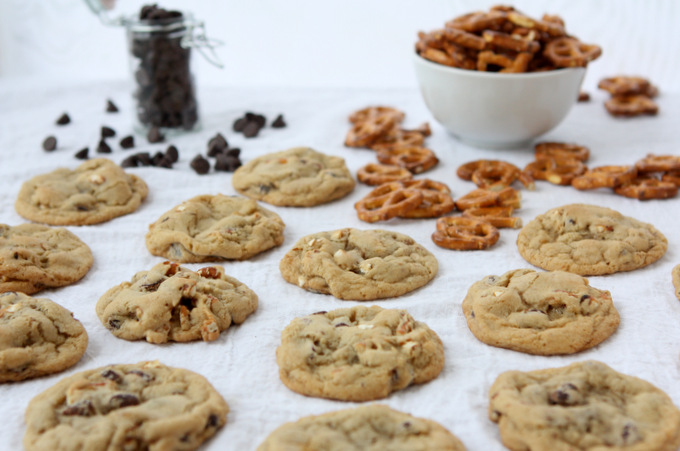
56,113,71,126
245,112,266,128
334,322,349,327
233,117,248,132
214,154,241,172
152,151,166,165
106,99,119,113
74,147,89,160
120,135,135,149
470,310,475,318
271,114,286,128
259,184,273,193
96,139,112,154
147,126,165,143
312,311,328,315
548,383,579,406
108,318,122,329
156,157,173,169
102,369,122,382
62,400,95,416
141,280,163,292
191,154,210,175
243,121,260,138
128,370,153,381
42,136,57,151
101,126,116,138
208,133,228,153
206,414,219,429
134,152,152,166
109,394,140,409
580,295,591,303
165,145,179,162
225,148,240,158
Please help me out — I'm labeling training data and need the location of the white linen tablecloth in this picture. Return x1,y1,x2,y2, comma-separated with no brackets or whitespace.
1,81,679,450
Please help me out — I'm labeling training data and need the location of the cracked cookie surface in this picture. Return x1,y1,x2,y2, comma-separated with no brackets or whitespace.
489,360,680,451
257,404,466,451
232,147,355,206
462,269,619,355
673,264,680,301
24,361,229,451
96,261,257,343
517,204,667,275
15,158,148,225
280,228,438,300
145,194,285,263
0,292,87,382
276,306,444,402
0,223,93,295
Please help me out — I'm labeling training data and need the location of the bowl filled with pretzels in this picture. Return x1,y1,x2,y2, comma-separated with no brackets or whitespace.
413,5,601,149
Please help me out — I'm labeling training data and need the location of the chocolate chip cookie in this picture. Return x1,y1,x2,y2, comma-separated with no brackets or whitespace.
257,404,466,451
672,264,680,301
462,269,619,355
517,204,667,275
0,223,93,295
489,360,680,451
232,146,355,206
96,261,258,343
24,361,229,451
145,194,285,263
280,228,438,300
15,158,148,225
0,292,87,382
276,306,444,402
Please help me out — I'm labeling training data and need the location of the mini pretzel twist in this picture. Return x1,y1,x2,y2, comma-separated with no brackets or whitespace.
444,27,487,50
535,142,590,162
455,187,521,210
482,30,539,53
544,37,601,68
344,114,399,148
476,50,533,73
459,160,534,190
356,163,412,186
662,171,680,187
598,76,656,97
571,165,638,190
523,157,586,186
349,107,405,124
432,217,500,250
507,11,566,37
614,177,678,200
604,95,658,117
462,206,522,228
354,183,423,223
446,11,508,33
399,179,455,218
376,146,439,174
635,155,680,173
370,129,427,151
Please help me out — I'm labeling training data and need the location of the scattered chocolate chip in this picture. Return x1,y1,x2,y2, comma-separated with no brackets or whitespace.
101,126,116,138
232,117,248,132
42,136,57,151
120,135,135,149
165,145,179,162
155,157,173,169
191,154,210,175
207,145,223,158
243,121,260,138
74,147,89,160
152,151,166,165
225,148,240,158
56,113,71,126
208,133,228,152
245,112,266,128
147,126,165,143
135,152,153,166
96,139,112,154
101,369,122,382
62,400,95,416
271,114,286,128
109,394,140,409
214,154,241,172
106,99,119,113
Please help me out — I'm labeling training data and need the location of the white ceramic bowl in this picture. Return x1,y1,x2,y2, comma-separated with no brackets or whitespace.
413,53,585,149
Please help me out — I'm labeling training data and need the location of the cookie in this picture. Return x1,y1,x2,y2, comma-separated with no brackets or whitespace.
96,261,257,343
280,228,438,300
145,194,285,263
15,158,148,225
276,305,444,402
517,204,667,275
462,269,620,355
24,361,229,451
232,146,355,207
257,404,466,451
489,360,680,451
673,264,680,301
0,223,93,295
0,292,87,382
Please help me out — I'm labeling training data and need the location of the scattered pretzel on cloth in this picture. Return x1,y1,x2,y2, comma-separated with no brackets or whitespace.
455,187,521,211
462,206,522,229
524,156,586,186
356,163,412,186
457,160,534,190
598,75,660,117
416,5,601,73
432,217,500,250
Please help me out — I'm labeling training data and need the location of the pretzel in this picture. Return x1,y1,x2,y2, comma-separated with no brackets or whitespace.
401,190,456,218
477,50,533,73
370,124,431,151
598,76,655,97
344,114,399,148
432,217,500,250
446,11,507,33
458,160,534,190
613,177,678,200
354,183,423,222
662,171,680,187
507,11,566,37
376,146,439,174
571,165,638,190
420,46,458,67
444,27,486,50
482,30,539,53
462,206,522,228
455,187,521,210
635,155,680,174
544,37,601,68
356,163,413,186
524,157,586,186
401,178,451,193
535,142,590,162
349,106,405,124
604,95,658,117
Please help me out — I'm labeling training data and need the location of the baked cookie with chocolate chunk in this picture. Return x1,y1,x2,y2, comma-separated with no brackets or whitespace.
462,269,619,355
15,158,148,225
24,361,229,451
257,404,466,450
232,147,355,206
146,194,285,263
280,228,438,300
0,292,87,382
96,261,257,343
489,360,680,451
276,306,444,402
0,223,93,295
517,204,667,275
673,264,680,301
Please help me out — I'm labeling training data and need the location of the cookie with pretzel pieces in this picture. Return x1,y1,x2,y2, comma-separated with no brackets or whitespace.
517,204,667,276
280,228,437,300
462,269,619,355
96,261,258,343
